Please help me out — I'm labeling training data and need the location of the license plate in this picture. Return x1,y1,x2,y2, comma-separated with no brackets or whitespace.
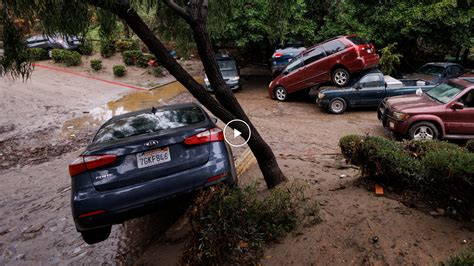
389,122,395,129
137,147,171,169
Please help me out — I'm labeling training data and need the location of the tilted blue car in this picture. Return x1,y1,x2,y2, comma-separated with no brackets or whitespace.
69,103,236,244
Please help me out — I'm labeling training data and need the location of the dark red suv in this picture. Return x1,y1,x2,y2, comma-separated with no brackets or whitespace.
269,35,380,101
378,78,474,140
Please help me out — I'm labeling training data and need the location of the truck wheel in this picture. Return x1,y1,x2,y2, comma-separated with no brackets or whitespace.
80,226,111,245
408,122,439,140
328,98,347,114
332,68,350,87
274,86,288,101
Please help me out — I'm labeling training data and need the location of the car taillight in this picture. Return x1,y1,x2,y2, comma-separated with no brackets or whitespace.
273,52,283,58
68,155,117,177
184,128,224,145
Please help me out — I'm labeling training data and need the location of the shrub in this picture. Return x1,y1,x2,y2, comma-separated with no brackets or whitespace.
115,39,139,52
182,184,320,265
122,50,143,66
466,140,474,152
90,59,102,71
51,49,65,63
443,246,474,266
63,51,81,66
340,135,474,219
100,40,116,58
380,43,402,75
27,48,48,61
78,38,94,55
113,65,126,77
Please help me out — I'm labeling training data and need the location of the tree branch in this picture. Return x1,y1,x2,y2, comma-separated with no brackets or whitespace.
162,0,193,23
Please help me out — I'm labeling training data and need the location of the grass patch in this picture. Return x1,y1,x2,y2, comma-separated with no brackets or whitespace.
182,183,320,265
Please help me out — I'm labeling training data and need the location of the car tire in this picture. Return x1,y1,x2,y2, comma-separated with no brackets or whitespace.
80,226,112,245
328,98,347,114
408,122,439,141
332,68,350,87
274,86,288,101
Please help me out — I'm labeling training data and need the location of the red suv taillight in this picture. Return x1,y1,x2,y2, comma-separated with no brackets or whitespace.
273,52,283,58
68,155,118,177
184,128,224,145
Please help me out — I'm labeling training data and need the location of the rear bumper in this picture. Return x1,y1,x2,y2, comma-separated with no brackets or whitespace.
347,55,380,73
71,142,236,231
205,80,241,92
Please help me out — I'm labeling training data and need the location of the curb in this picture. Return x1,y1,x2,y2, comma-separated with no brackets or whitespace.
235,148,257,177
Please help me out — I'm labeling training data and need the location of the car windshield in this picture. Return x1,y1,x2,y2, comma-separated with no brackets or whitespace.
218,59,237,71
425,83,463,104
419,65,444,76
93,107,206,144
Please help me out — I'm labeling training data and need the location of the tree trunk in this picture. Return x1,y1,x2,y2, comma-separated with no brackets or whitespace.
110,4,287,188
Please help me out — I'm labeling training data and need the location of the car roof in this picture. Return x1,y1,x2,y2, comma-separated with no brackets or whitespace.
104,103,205,125
422,62,464,68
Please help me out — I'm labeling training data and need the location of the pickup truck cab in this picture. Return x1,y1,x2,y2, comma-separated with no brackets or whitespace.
378,78,474,140
317,70,434,114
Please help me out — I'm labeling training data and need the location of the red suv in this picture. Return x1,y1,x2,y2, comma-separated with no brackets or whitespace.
378,78,474,140
269,35,380,101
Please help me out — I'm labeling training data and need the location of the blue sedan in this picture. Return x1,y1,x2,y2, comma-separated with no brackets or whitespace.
69,103,236,244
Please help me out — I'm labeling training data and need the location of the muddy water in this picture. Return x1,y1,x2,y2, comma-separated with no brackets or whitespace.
61,79,201,138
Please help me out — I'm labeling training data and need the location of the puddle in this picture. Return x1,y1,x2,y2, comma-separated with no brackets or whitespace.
61,79,202,137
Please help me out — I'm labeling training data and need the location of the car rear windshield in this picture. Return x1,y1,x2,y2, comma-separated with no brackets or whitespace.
347,36,367,45
93,107,206,144
425,83,463,104
419,65,445,76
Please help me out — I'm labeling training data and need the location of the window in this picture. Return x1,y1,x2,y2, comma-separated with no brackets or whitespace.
303,47,325,65
459,90,474,108
426,83,463,104
217,60,237,71
93,107,206,144
322,40,346,56
285,57,304,73
359,74,382,88
451,66,464,76
347,36,367,45
419,64,445,76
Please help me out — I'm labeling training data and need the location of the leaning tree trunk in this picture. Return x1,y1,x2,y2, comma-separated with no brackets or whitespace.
106,4,287,188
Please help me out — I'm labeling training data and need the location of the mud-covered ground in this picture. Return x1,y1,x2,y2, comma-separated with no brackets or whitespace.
1,62,473,265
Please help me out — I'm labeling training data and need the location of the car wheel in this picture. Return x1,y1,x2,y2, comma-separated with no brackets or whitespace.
332,68,350,87
80,226,112,245
408,122,439,140
328,98,347,114
274,86,288,101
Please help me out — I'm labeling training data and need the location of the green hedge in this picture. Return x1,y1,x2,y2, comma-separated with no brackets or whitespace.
466,140,474,153
27,48,48,61
113,65,126,77
90,59,102,71
122,50,155,68
115,39,139,52
340,135,474,219
51,49,81,66
100,40,116,58
78,38,93,56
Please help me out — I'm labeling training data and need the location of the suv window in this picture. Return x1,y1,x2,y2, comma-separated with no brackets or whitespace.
359,74,382,88
459,90,474,108
451,66,464,76
303,47,325,65
217,59,237,71
285,57,304,73
347,36,367,45
93,107,206,144
322,40,346,56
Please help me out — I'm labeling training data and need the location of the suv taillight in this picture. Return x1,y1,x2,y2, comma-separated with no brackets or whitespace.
184,128,224,145
68,155,117,177
273,52,283,58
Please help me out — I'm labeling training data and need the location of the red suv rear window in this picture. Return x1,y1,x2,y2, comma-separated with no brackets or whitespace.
347,36,367,45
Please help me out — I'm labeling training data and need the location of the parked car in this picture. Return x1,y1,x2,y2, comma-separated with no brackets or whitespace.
317,70,434,114
69,103,237,244
269,35,380,101
271,41,306,77
204,53,241,91
378,79,474,140
26,34,82,57
405,62,465,84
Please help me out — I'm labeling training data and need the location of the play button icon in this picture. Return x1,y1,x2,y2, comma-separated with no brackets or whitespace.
224,119,251,147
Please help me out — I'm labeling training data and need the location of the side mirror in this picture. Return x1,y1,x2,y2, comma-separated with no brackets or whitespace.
211,117,218,124
452,102,464,110
283,70,289,75
355,85,362,90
